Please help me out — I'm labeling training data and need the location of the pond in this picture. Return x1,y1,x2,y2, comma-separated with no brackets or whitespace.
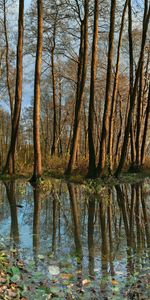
0,178,150,299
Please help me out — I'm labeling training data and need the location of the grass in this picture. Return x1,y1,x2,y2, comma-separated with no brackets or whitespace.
1,156,150,186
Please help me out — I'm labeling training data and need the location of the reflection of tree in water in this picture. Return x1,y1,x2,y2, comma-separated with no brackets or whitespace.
68,183,83,289
115,183,150,275
88,197,95,277
51,184,59,253
1,179,149,290
4,181,19,246
33,187,41,261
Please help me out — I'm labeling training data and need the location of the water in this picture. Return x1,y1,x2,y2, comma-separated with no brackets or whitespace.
0,178,150,299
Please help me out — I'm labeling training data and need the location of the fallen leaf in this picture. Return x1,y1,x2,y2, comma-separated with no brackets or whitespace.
60,273,73,280
0,277,7,283
112,279,119,285
82,279,91,286
7,288,18,298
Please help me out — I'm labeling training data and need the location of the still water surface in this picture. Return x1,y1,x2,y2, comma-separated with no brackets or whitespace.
0,179,150,299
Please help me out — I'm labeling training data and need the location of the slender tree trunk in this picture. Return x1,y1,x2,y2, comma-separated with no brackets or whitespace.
3,0,14,120
3,0,24,175
31,0,43,182
51,33,57,156
87,0,99,178
58,75,62,156
135,63,144,168
115,4,150,177
141,84,150,165
128,0,136,168
108,0,128,173
97,0,117,176
135,0,148,168
66,0,89,175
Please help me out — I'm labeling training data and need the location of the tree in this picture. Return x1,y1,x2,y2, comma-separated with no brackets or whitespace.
115,3,150,176
3,0,14,120
31,0,43,182
97,0,117,176
3,0,24,175
66,0,89,175
87,0,99,178
107,0,128,173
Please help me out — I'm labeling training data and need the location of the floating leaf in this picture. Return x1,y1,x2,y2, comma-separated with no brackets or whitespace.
38,254,45,260
82,279,91,286
48,266,60,276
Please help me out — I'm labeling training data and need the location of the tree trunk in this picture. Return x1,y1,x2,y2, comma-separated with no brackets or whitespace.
141,84,150,166
115,4,150,177
65,0,89,175
51,30,57,156
97,0,117,176
3,0,14,120
128,0,136,168
31,0,43,182
87,0,99,178
58,74,62,156
108,0,128,173
3,0,24,175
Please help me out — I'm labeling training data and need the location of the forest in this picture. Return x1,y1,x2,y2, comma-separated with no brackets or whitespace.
0,1,150,299
0,0,149,182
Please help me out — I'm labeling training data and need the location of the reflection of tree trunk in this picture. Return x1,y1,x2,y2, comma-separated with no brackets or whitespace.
99,198,108,273
5,181,19,245
107,200,115,276
129,186,135,247
51,187,57,253
68,183,82,258
141,185,150,247
135,184,142,251
88,199,95,277
33,187,41,260
116,185,134,274
68,183,83,290
115,186,130,244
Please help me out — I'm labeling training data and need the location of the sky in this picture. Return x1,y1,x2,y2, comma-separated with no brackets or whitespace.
25,0,31,11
